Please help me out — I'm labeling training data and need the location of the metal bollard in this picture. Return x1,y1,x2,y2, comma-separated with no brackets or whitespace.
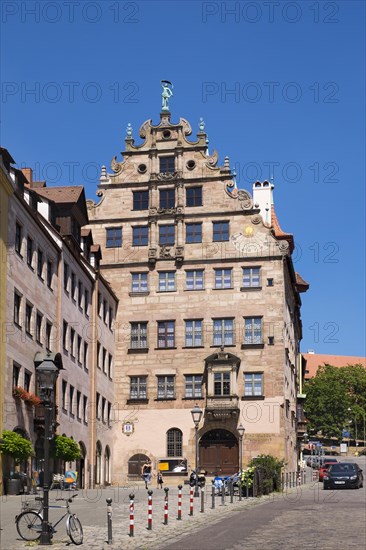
129,493,134,538
106,498,112,544
238,477,242,502
229,480,234,503
221,481,226,506
164,487,169,525
147,490,153,530
286,472,288,489
211,480,215,509
200,486,205,513
189,486,194,516
177,485,182,520
246,478,249,499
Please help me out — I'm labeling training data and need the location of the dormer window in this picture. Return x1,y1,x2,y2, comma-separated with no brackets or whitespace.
159,156,175,174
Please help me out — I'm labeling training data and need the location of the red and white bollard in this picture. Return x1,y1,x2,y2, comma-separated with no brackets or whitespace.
147,490,153,530
129,493,134,537
189,487,194,516
177,484,182,520
164,487,169,525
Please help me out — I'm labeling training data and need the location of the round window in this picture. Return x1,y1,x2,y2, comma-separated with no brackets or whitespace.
162,130,171,139
138,164,147,174
186,160,196,170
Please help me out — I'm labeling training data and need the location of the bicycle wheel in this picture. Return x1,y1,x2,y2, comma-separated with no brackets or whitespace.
66,514,83,545
16,511,43,541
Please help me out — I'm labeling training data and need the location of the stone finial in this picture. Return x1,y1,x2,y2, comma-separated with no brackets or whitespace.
100,165,108,182
199,117,205,132
224,156,230,171
126,123,133,139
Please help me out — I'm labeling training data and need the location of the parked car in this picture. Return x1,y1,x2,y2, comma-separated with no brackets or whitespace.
323,463,363,490
318,460,338,482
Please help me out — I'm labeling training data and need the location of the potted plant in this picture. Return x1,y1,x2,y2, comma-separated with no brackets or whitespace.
51,435,81,462
0,431,34,495
12,386,27,399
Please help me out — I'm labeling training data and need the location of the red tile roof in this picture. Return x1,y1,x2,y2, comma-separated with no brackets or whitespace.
271,205,294,252
303,353,366,378
295,272,310,292
36,186,84,203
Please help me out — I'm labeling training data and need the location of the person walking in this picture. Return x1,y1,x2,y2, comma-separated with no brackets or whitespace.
141,460,152,489
157,470,164,489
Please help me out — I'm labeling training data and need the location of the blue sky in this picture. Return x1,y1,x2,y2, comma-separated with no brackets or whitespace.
1,1,365,356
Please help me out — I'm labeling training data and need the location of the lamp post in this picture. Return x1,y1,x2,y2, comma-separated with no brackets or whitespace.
191,404,203,498
237,424,245,473
35,355,60,545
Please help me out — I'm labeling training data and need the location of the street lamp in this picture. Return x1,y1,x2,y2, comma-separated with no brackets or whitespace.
191,404,203,498
35,354,60,545
237,424,245,473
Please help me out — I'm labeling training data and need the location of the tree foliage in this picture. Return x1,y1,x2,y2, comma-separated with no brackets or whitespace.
0,430,35,463
304,364,366,439
51,435,81,462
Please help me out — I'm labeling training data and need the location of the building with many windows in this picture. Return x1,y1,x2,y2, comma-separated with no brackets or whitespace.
87,106,309,482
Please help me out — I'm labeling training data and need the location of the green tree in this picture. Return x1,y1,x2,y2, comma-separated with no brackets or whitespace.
304,364,366,440
51,435,81,462
0,430,34,463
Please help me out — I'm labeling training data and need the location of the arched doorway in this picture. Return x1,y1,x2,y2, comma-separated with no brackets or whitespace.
128,454,150,477
77,442,86,489
199,429,238,476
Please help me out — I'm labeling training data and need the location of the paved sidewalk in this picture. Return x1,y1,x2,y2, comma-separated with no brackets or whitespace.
0,479,311,550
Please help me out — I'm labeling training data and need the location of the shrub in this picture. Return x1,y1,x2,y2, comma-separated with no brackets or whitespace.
51,435,81,462
0,430,34,463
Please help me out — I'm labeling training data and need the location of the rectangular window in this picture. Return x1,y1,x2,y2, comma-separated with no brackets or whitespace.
242,267,261,288
213,221,229,242
186,270,204,290
62,380,67,410
130,376,147,400
133,190,149,210
159,225,175,246
185,375,203,398
25,302,33,335
97,292,102,316
108,354,113,379
213,318,234,346
244,317,263,345
13,363,21,387
131,272,148,293
185,320,203,347
130,322,148,349
186,186,202,207
102,397,106,423
15,222,22,255
78,281,83,308
45,321,52,351
70,328,75,357
103,299,108,323
214,372,230,396
109,307,113,330
83,342,89,370
24,370,31,392
77,335,82,363
62,320,68,350
157,321,175,348
47,260,53,289
64,263,69,293
71,273,76,301
27,237,34,267
167,429,182,456
107,402,112,426
159,156,175,173
76,391,81,420
244,373,263,396
102,348,107,373
186,223,202,243
132,226,149,246
214,268,232,289
83,395,88,423
96,392,100,420
14,291,21,326
106,227,122,248
36,312,42,344
69,385,74,415
159,188,175,209
37,248,43,279
84,289,89,316
97,342,101,368
158,271,176,292
157,375,175,399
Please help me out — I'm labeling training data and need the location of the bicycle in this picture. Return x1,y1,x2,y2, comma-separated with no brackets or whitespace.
15,493,83,545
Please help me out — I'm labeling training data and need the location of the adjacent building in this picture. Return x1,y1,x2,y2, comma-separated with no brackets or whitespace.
87,107,309,483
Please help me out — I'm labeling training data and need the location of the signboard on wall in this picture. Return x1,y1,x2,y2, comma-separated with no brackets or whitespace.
158,459,188,474
340,443,348,454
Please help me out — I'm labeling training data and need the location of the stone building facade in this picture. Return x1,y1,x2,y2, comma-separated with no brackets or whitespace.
1,151,117,491
87,109,309,483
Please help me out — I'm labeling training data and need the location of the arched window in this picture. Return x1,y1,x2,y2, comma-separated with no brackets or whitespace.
128,454,150,476
167,428,182,457
104,446,111,484
95,441,102,485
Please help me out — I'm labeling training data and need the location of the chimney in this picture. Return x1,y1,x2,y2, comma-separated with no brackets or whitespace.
21,168,33,185
252,181,274,224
